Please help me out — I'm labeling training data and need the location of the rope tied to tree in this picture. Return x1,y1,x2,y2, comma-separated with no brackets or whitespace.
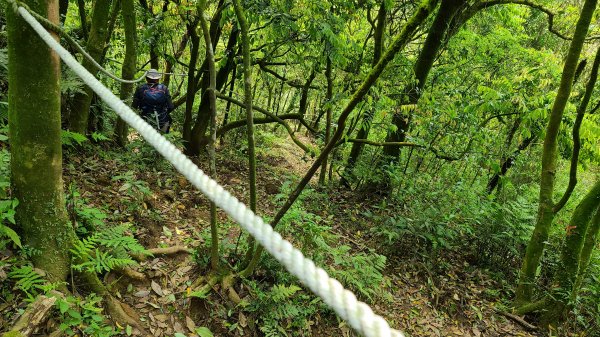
13,5,406,337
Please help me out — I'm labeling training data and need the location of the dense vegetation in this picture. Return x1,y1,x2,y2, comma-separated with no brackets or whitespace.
0,0,599,336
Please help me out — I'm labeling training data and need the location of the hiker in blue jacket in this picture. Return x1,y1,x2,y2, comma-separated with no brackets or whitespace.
133,69,175,133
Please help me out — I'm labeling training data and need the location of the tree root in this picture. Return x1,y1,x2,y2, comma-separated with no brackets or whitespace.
132,246,192,262
1,295,57,337
494,308,538,331
80,271,151,336
513,298,548,315
221,274,241,304
115,266,147,281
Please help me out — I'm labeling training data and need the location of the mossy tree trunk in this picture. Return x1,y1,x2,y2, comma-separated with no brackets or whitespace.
69,0,112,134
7,0,73,284
114,0,137,147
383,0,464,160
541,180,600,325
514,0,598,306
183,19,200,144
198,0,220,271
319,56,333,186
575,203,600,290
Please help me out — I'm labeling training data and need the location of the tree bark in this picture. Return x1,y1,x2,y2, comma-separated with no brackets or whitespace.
514,0,598,306
183,19,200,144
383,0,465,160
541,180,600,325
198,0,220,271
69,0,112,134
319,56,333,185
114,0,137,147
553,45,600,213
8,0,73,284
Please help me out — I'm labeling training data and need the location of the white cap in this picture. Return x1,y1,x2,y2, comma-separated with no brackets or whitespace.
146,69,161,79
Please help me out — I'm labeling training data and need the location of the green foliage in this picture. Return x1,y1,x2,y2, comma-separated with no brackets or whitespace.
61,130,88,147
56,294,118,337
111,170,152,212
244,281,321,337
0,139,20,248
71,223,146,273
7,265,47,299
60,68,85,95
0,198,21,248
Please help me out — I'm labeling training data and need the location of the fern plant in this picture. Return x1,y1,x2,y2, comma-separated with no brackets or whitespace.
8,265,46,299
244,282,321,337
71,224,147,273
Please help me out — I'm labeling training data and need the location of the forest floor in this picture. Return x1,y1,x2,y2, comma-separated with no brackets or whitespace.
3,131,542,337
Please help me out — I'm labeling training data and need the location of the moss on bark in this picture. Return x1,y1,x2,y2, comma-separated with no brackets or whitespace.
114,0,137,146
8,0,73,284
69,0,112,134
515,0,598,305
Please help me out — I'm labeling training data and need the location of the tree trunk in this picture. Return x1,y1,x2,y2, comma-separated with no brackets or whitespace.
383,0,464,160
553,45,600,213
187,26,239,155
183,19,200,145
541,180,600,325
69,0,112,134
8,0,73,284
198,0,219,271
114,0,137,147
574,203,600,291
514,0,598,306
486,134,537,193
319,56,333,185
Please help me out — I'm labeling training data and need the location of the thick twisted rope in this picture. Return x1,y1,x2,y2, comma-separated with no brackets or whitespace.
16,6,405,337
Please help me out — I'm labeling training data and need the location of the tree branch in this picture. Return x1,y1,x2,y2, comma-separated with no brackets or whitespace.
258,63,320,89
476,0,570,40
337,138,423,148
214,91,316,154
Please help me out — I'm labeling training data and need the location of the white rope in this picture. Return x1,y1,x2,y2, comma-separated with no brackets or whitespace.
17,7,405,337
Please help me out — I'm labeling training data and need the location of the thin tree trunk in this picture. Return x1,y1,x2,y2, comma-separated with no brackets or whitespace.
164,32,189,87
77,0,88,40
69,0,112,134
232,0,259,273
114,0,137,146
220,65,237,144
187,24,239,155
319,56,333,185
8,0,73,284
240,0,440,276
574,204,600,291
198,0,219,271
183,19,200,145
515,0,598,306
342,1,386,186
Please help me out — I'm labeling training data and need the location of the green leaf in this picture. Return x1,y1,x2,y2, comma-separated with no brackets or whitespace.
1,224,21,247
195,327,214,337
126,325,133,336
